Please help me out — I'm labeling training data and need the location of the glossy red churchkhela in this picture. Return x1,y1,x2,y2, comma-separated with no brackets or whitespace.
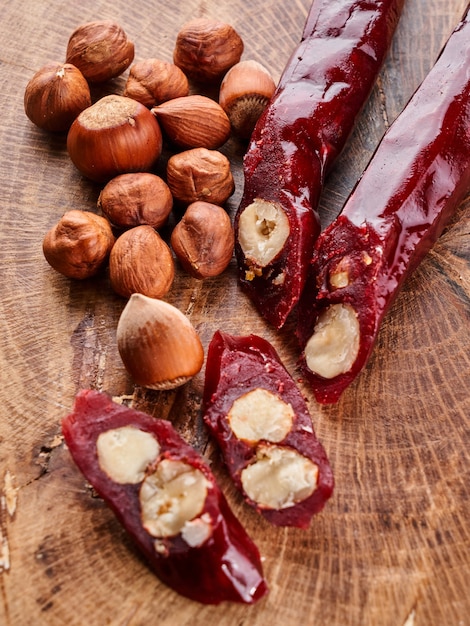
235,0,405,328
62,389,268,605
297,7,470,404
203,331,334,528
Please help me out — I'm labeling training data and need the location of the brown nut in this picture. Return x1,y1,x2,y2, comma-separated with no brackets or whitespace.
67,95,163,183
116,293,204,390
166,148,235,206
173,18,243,84
24,63,91,133
171,201,234,279
42,210,115,279
109,225,174,298
98,172,173,229
152,95,231,149
219,60,276,139
123,58,189,107
66,21,134,84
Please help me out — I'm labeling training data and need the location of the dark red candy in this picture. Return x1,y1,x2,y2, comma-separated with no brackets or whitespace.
297,7,470,403
203,331,334,528
62,389,268,605
235,0,405,328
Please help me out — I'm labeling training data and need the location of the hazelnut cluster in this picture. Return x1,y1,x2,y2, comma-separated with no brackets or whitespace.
26,17,277,389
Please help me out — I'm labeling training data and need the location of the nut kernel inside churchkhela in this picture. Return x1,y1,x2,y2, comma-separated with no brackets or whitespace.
304,303,360,379
228,389,294,443
241,445,318,510
97,426,160,484
140,459,211,543
238,199,290,270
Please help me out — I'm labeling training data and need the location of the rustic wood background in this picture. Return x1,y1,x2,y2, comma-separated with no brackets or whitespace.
1,0,469,624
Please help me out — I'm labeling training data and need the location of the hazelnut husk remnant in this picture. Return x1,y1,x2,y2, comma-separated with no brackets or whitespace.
42,210,115,279
219,60,276,139
66,20,134,84
166,148,235,206
109,225,175,299
123,58,189,108
173,18,244,84
171,201,234,279
98,173,173,229
24,63,91,133
116,293,204,390
67,95,163,183
152,95,231,149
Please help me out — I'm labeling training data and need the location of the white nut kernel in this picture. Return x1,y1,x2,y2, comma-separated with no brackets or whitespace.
329,270,349,289
241,444,318,509
228,388,294,443
97,426,160,484
304,303,360,379
238,199,290,267
139,459,211,540
181,512,213,547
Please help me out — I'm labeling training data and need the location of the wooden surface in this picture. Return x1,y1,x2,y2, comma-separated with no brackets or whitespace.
1,0,469,624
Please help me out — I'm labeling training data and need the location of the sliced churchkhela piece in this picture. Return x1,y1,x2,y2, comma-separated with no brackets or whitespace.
234,0,405,328
203,331,334,528
297,7,470,404
62,389,268,605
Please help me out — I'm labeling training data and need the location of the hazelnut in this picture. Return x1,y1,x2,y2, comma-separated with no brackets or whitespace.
98,172,173,229
171,201,234,279
219,60,276,139
303,304,360,379
97,426,160,484
42,210,115,279
227,388,294,443
109,225,174,299
65,20,134,84
123,58,189,107
116,293,204,389
140,459,211,546
67,95,163,183
152,95,231,150
166,148,235,206
24,63,91,133
237,199,290,272
241,444,318,510
173,18,244,84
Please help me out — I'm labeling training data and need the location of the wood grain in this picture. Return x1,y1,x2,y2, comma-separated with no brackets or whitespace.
0,0,469,624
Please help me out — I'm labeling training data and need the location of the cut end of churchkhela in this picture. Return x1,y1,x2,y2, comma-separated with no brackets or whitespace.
237,198,290,280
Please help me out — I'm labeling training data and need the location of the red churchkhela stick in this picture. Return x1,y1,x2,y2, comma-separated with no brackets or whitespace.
234,0,405,329
203,331,334,528
62,389,268,605
297,7,470,404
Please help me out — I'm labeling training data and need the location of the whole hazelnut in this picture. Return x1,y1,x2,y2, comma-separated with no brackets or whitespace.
67,95,163,183
152,95,231,150
173,18,244,84
117,293,204,390
24,63,91,133
42,210,115,279
166,148,235,206
98,172,173,229
66,20,134,84
123,58,189,107
219,60,276,139
171,201,234,279
109,225,175,299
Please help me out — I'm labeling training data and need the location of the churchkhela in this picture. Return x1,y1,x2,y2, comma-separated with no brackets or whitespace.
62,389,268,604
203,331,334,528
235,0,405,328
297,7,470,404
